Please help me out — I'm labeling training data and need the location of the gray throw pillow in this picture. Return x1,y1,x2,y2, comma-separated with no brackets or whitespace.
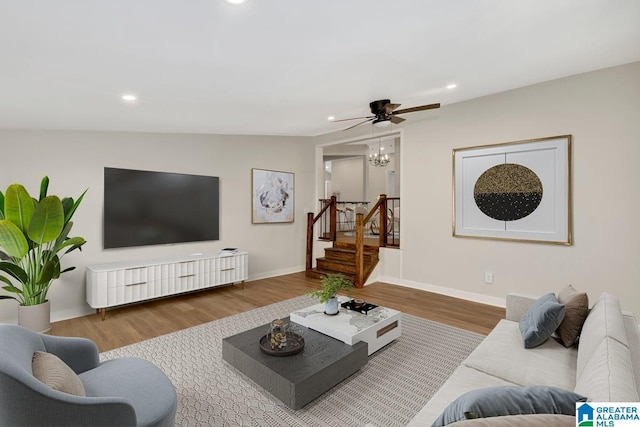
445,414,576,426
431,386,587,427
519,293,565,348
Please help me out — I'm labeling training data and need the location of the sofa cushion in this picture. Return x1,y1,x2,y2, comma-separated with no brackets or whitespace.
623,315,640,395
555,285,589,347
406,365,519,427
431,386,586,426
519,293,565,348
576,292,628,379
463,319,577,390
32,351,86,396
574,337,639,402
446,414,576,426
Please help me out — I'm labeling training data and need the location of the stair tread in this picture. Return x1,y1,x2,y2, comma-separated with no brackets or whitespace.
332,247,379,252
316,257,358,265
319,252,377,260
333,242,379,251
323,248,379,259
307,268,355,279
324,251,378,259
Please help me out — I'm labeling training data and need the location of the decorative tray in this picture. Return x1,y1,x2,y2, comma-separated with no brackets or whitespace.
259,333,305,357
341,299,379,315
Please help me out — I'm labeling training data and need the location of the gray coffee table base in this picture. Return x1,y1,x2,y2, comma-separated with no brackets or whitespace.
222,317,368,409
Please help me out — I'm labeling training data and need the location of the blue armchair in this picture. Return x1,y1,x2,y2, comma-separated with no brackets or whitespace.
0,324,177,427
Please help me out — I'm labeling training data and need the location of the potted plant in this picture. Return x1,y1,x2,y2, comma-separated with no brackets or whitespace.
307,273,354,315
0,176,87,333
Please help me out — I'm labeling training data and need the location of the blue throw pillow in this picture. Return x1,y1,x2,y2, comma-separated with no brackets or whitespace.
431,386,587,426
519,293,566,348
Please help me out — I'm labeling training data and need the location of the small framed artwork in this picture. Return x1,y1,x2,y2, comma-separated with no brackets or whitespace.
252,168,295,224
453,135,571,244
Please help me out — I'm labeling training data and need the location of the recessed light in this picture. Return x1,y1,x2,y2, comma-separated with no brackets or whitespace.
121,94,137,102
446,84,457,90
327,116,335,121
223,0,247,4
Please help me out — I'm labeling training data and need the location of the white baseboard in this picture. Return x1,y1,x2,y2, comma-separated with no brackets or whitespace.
378,276,506,308
248,266,306,282
52,307,95,323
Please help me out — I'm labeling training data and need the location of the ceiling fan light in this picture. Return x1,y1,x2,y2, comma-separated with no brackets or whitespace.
373,119,391,127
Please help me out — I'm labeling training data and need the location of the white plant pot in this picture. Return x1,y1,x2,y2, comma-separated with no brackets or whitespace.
324,297,339,315
18,300,51,333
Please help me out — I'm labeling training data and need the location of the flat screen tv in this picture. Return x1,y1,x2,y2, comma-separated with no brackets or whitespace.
104,167,219,249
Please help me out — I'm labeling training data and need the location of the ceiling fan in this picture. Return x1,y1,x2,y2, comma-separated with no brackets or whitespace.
332,99,440,130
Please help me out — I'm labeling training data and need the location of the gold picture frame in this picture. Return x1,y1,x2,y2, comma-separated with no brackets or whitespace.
453,135,572,245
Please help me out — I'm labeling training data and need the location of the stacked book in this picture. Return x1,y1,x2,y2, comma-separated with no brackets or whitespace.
220,247,239,255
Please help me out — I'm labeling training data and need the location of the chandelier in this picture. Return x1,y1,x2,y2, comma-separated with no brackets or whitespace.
369,139,390,167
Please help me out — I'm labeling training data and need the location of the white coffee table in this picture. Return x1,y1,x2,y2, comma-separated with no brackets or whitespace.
290,296,402,355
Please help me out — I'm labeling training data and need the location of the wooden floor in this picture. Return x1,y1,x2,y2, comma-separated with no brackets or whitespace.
51,272,505,352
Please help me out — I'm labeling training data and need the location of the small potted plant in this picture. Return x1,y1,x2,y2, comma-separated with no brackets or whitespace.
307,273,354,315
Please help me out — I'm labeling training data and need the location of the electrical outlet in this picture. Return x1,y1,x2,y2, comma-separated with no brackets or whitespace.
484,271,493,284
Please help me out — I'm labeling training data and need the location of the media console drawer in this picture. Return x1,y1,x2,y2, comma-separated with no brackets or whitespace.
87,251,248,319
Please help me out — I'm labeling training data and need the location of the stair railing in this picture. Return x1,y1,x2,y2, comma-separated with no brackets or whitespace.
306,194,400,286
352,194,387,287
306,196,337,271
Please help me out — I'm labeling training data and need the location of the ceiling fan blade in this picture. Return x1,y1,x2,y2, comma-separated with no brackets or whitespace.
384,103,401,113
331,115,374,123
389,115,405,124
343,118,373,131
392,103,441,115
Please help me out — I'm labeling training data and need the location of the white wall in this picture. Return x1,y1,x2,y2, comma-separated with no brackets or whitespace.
330,157,365,201
316,61,640,316
400,62,640,315
0,130,315,323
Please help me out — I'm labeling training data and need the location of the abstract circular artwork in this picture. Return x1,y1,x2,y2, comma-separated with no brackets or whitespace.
474,164,543,221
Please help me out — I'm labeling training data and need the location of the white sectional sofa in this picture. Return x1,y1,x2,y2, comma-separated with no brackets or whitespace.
407,291,640,426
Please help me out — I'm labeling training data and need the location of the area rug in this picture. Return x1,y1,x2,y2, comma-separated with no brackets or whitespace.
101,295,485,426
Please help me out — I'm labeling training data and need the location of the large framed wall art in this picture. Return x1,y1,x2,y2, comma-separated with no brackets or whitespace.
252,168,295,224
453,135,571,244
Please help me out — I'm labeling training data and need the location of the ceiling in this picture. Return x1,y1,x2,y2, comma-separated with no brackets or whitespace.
1,1,639,137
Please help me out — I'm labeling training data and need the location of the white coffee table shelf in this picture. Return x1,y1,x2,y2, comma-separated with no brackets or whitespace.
290,296,402,355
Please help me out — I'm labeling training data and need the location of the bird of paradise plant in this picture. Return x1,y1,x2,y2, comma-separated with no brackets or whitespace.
0,176,86,306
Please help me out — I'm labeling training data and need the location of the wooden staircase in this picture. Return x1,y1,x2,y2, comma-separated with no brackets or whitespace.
306,194,398,288
306,241,379,283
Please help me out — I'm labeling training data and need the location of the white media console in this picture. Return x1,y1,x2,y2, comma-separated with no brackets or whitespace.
86,251,248,319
